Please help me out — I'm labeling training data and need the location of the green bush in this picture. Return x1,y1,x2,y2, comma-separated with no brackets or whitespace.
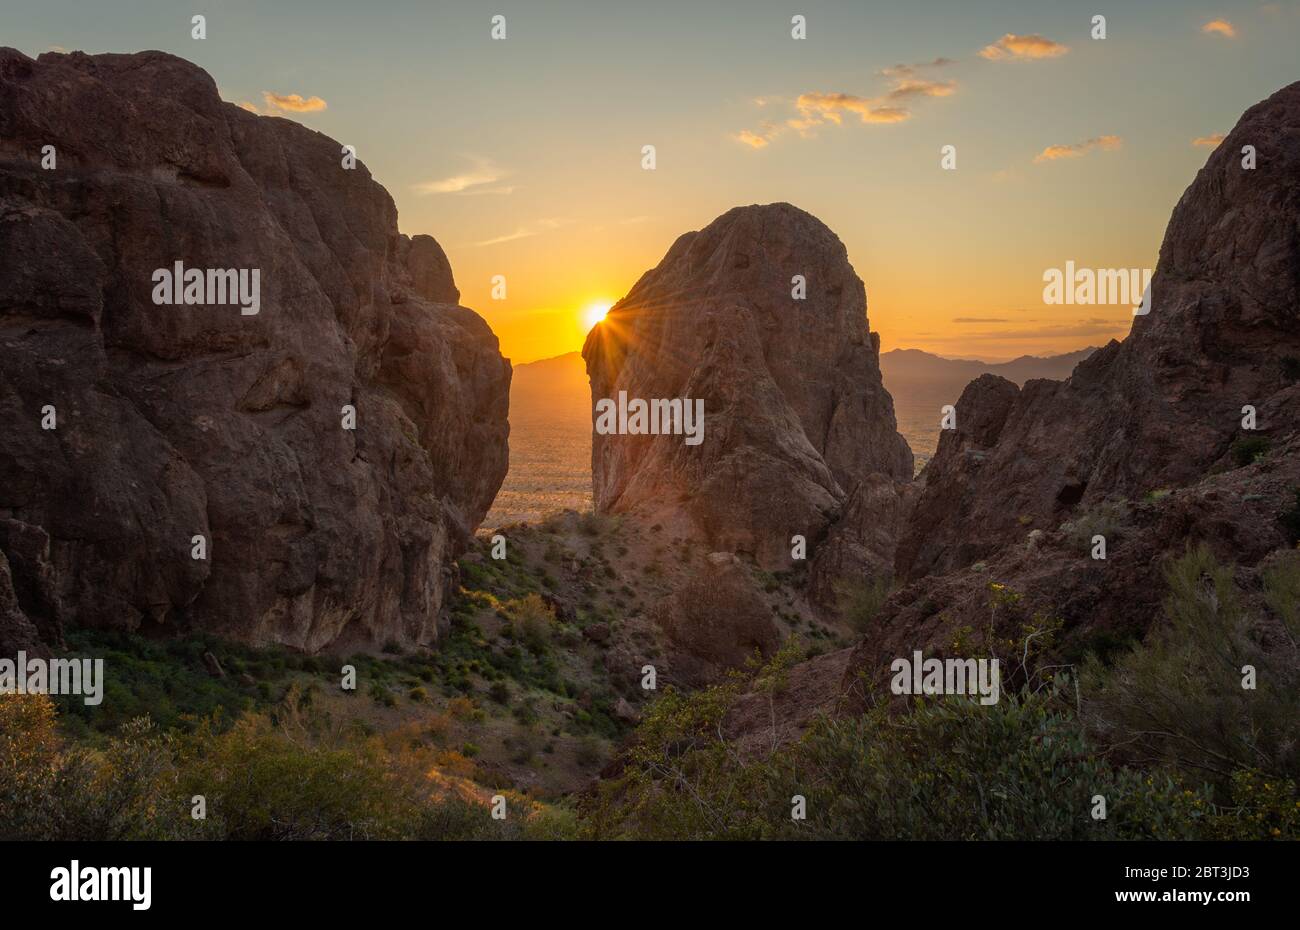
579,647,1212,840
837,576,891,633
0,692,572,841
1082,545,1300,782
1060,499,1131,552
1230,435,1271,467
1279,488,1300,545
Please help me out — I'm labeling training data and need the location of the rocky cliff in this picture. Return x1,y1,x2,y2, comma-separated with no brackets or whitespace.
0,49,511,655
582,202,912,569
896,82,1300,580
841,80,1300,699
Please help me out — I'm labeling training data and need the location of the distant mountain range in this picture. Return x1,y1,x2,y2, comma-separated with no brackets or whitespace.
512,346,1099,404
878,347,1099,387
499,346,1100,490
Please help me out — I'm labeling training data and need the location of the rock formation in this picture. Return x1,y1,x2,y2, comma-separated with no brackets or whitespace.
582,202,912,569
895,82,1300,580
840,80,1300,699
0,48,511,655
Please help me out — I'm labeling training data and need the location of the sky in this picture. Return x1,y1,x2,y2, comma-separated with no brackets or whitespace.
4,0,1299,363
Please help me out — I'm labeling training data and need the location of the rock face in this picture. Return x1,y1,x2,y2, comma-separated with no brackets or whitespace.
582,203,912,569
0,49,511,654
838,80,1300,700
895,82,1300,580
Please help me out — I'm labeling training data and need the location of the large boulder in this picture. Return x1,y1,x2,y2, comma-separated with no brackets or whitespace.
0,48,510,653
582,203,912,569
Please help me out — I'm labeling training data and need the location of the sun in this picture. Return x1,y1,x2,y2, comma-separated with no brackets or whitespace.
583,300,613,331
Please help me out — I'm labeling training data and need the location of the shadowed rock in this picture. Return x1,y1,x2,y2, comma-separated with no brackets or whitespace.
0,48,510,654
583,202,912,569
896,82,1300,579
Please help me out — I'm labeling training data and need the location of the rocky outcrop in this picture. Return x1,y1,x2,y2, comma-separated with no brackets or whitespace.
806,473,914,610
582,203,912,569
895,82,1300,580
843,432,1300,707
836,81,1300,702
0,49,510,654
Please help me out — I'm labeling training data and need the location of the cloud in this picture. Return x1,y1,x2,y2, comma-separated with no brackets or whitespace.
885,79,958,101
879,57,957,78
262,91,327,113
238,101,261,114
979,33,1069,61
735,67,955,148
953,317,1009,324
413,160,512,196
796,92,911,125
1201,19,1237,38
1192,132,1227,148
1034,134,1123,163
473,218,567,247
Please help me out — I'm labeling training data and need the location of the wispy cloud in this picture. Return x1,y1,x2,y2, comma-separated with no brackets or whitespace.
953,317,1010,324
884,79,958,101
735,128,772,149
414,159,513,196
1034,134,1122,163
262,91,327,113
1201,19,1237,38
879,57,957,78
237,101,261,114
1192,132,1227,147
474,218,568,247
979,33,1069,61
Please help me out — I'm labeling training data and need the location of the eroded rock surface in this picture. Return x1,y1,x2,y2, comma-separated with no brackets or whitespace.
0,48,510,654
896,81,1300,580
840,81,1300,701
583,202,912,570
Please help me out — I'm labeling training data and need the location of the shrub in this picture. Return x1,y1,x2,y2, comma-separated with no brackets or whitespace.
579,651,1210,840
1060,499,1132,551
1230,435,1271,467
1082,545,1300,783
837,576,891,634
1263,551,1300,642
503,593,556,654
574,735,604,768
0,692,567,841
1279,488,1300,545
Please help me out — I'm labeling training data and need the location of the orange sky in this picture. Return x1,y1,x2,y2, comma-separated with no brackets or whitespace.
23,0,1292,365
